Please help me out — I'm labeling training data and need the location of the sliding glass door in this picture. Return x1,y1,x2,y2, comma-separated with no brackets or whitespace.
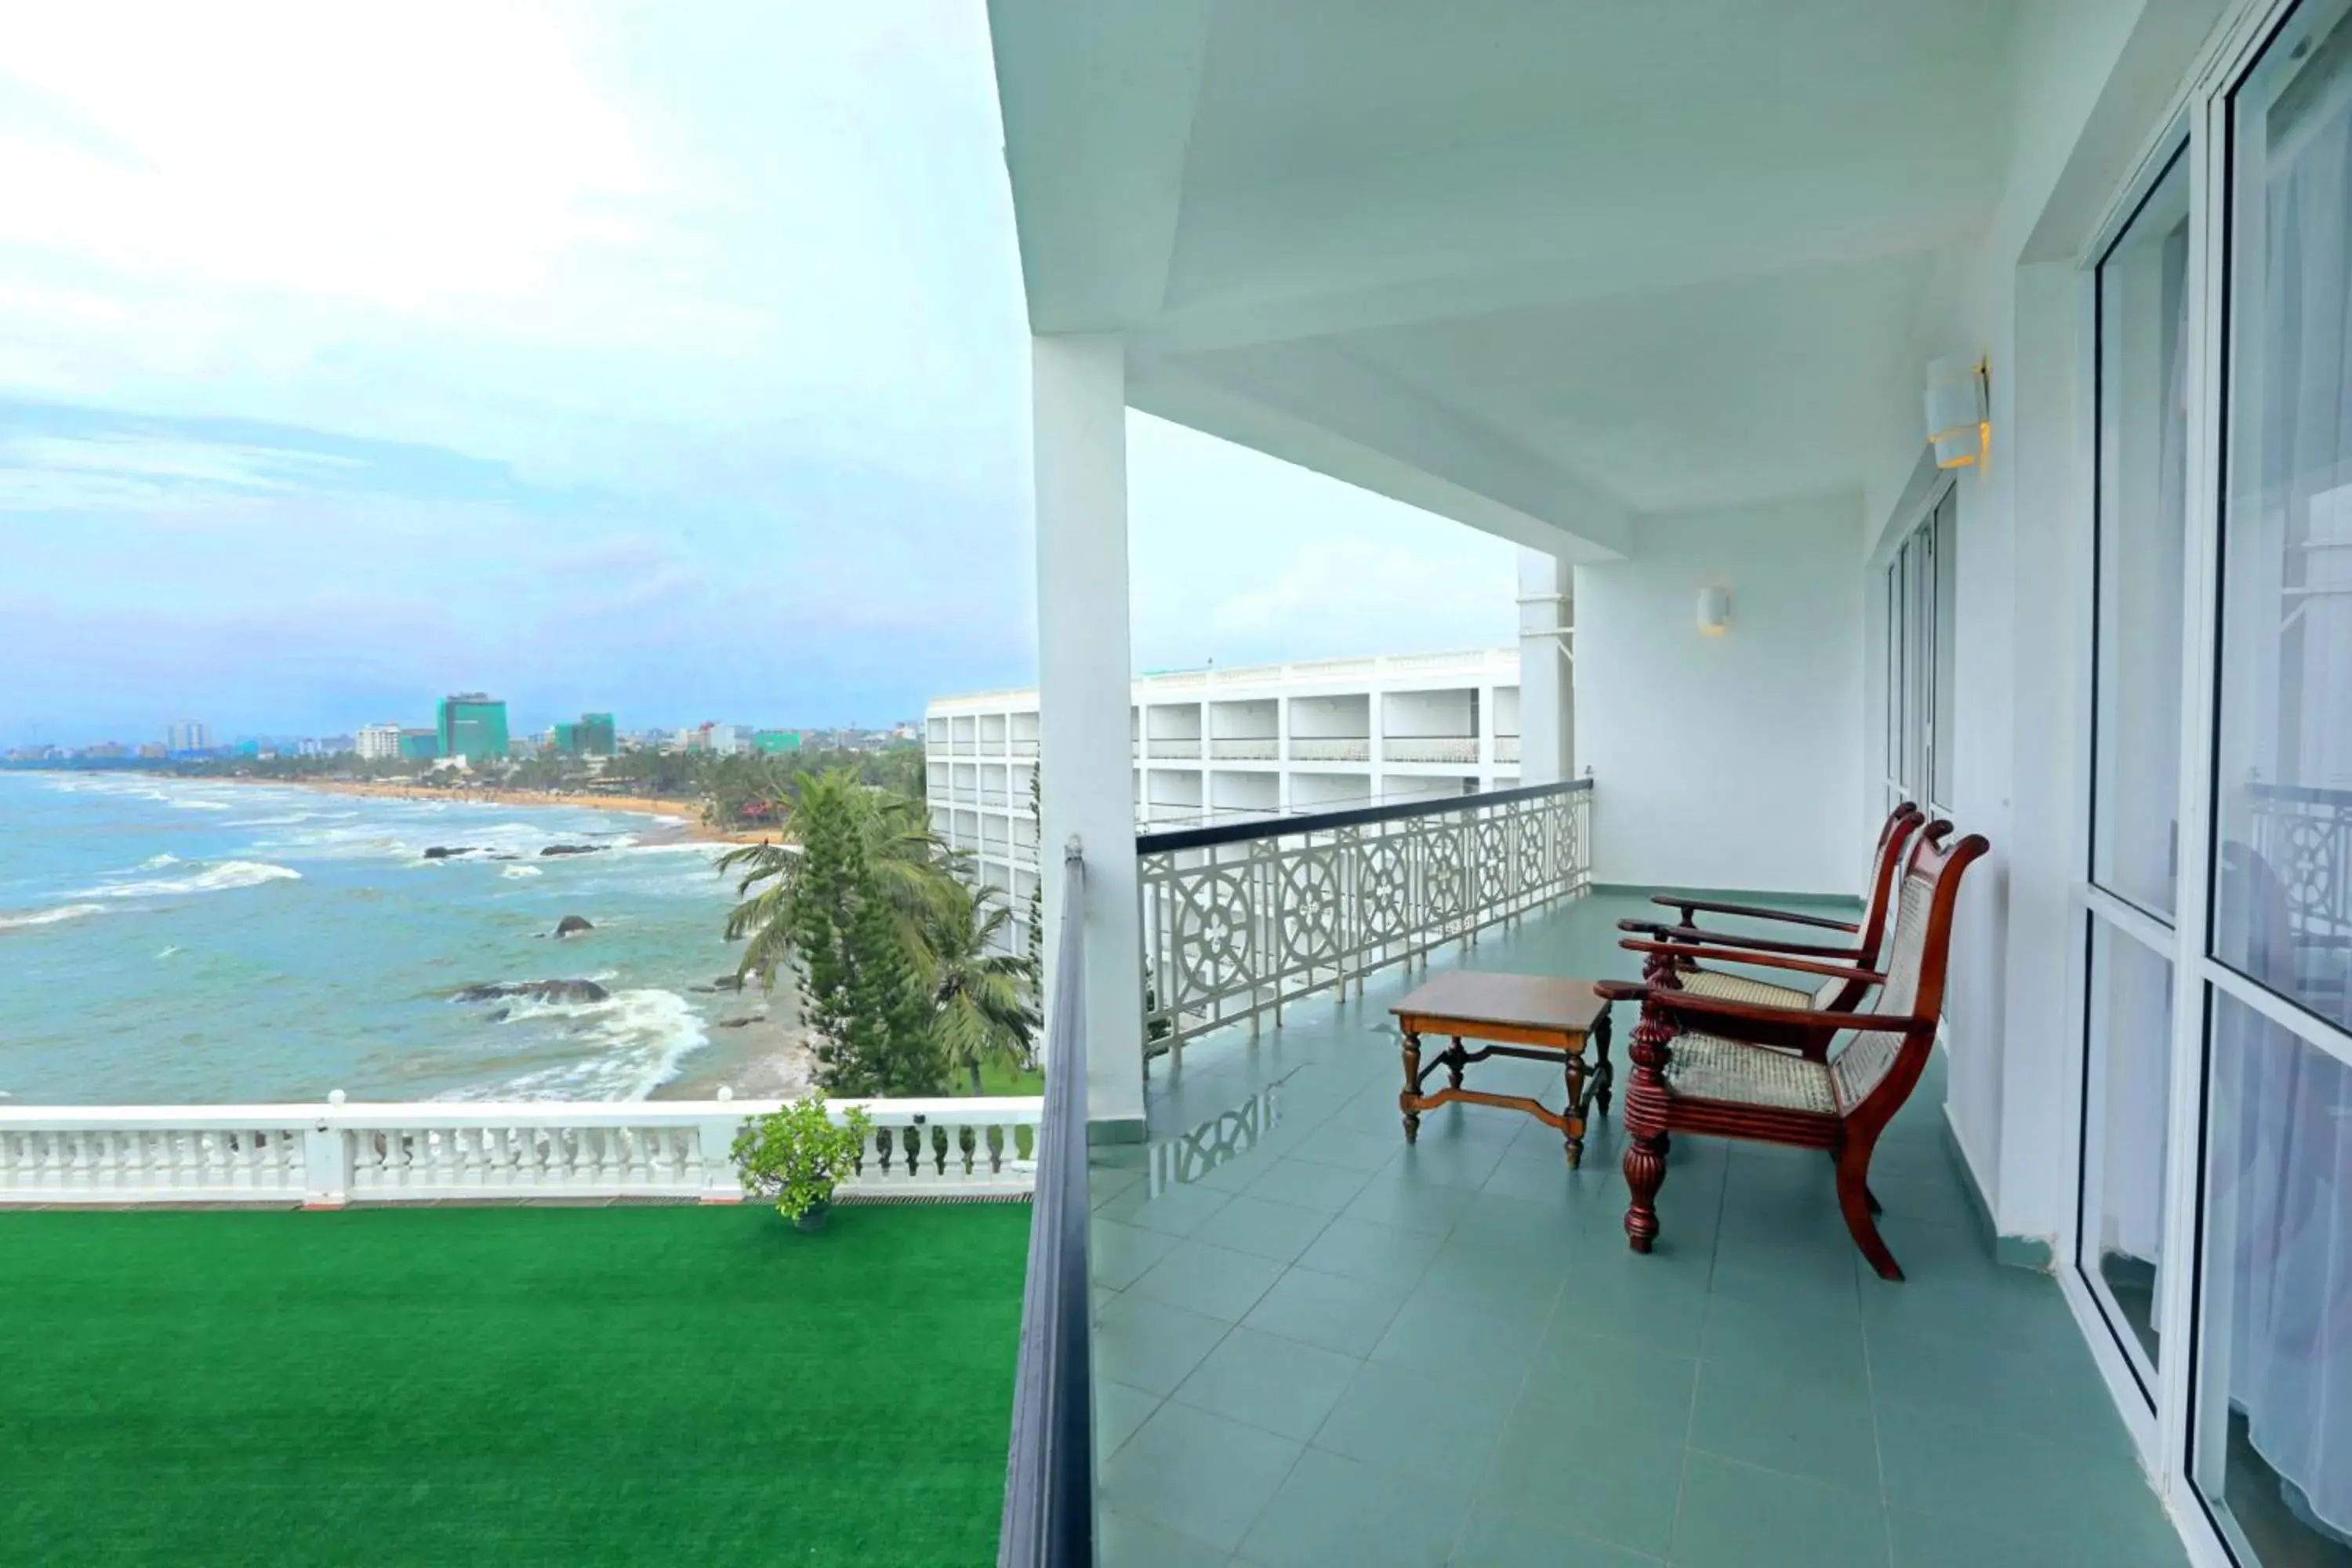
2190,2,2352,1559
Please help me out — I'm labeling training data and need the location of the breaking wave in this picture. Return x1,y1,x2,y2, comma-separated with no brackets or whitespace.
89,860,302,900
441,987,708,1102
0,902,107,932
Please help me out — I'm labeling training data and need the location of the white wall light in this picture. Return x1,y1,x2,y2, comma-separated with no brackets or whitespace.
1925,355,1990,469
1697,584,1731,637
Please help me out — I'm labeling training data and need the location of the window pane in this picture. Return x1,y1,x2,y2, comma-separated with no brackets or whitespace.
2214,2,2352,1032
2084,920,2174,1374
2092,151,2191,916
2193,989,2352,1563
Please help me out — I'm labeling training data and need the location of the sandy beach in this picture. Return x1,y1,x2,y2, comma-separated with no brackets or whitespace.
216,776,779,845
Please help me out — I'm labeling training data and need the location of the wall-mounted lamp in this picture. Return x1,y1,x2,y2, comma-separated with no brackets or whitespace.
1925,355,1990,470
1697,585,1732,637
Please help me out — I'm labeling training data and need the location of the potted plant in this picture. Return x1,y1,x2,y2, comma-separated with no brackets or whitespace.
731,1094,873,1232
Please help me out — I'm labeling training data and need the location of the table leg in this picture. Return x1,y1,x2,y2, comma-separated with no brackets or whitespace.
1595,1005,1616,1118
1446,1035,1465,1091
1563,1045,1587,1170
1399,1028,1422,1143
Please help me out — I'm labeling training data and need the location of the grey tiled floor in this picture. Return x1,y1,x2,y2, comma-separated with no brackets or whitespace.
1089,891,2187,1568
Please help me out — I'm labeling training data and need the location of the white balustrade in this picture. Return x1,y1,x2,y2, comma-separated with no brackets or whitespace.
0,1098,1043,1207
1381,736,1480,764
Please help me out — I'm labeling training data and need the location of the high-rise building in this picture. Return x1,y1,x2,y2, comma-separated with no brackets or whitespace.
753,729,802,754
578,713,616,757
553,722,579,754
397,728,442,762
355,724,403,760
165,720,209,754
437,694,509,762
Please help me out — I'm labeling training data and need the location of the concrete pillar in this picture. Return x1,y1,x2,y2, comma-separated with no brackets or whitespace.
1517,549,1575,782
1033,334,1146,1137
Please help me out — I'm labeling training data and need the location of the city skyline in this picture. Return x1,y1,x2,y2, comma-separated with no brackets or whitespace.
0,5,1514,753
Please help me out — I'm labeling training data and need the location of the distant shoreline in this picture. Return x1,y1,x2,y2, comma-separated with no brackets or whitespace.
216,776,777,845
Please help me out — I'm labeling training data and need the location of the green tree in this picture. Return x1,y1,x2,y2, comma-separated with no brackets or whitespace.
923,885,1040,1095
719,770,960,1097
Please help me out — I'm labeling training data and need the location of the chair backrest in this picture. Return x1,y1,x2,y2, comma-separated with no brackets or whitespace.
1829,825,1991,1120
1857,804,1929,960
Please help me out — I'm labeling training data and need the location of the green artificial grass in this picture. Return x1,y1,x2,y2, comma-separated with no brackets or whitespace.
0,1203,1031,1567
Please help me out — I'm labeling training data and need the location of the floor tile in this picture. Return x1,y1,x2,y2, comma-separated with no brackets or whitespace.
1450,1504,1661,1566
1191,1195,1336,1265
1340,1171,1480,1236
1874,1398,2172,1555
1240,1158,1376,1216
1293,1216,1446,1291
1242,1266,1411,1358
1368,1273,1557,1379
1289,1124,1405,1174
1523,1326,1697,1446
1127,1240,1288,1323
1697,1287,1871,1395
1095,1292,1234,1397
1096,1178,1236,1239
1169,1327,1359,1443
1097,1379,1162,1463
1309,1359,1521,1479
1687,1358,1880,1493
1864,1323,2058,1438
1095,1218,1183,1290
1098,1507,1231,1568
1236,1447,1469,1568
1101,1403,1302,1554
1670,1453,1889,1568
1479,1397,1685,1560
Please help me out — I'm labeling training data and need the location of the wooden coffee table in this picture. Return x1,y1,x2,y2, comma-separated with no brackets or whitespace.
1391,971,1614,1168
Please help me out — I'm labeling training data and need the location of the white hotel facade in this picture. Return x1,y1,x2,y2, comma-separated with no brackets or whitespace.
925,645,1536,912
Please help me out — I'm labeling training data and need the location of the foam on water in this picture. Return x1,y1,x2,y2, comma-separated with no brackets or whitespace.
0,902,107,931
500,864,543,878
444,987,709,1102
88,859,302,900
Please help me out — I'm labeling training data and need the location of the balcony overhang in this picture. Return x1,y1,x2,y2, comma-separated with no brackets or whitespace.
988,0,2020,553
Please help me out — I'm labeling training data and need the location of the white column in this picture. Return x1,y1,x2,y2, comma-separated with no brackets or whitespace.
1033,334,1146,1135
1517,548,1574,783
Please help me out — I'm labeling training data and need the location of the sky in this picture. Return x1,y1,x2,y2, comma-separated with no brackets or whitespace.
0,2,1515,748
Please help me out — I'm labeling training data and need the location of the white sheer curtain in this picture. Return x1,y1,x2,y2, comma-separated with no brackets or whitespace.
2208,26,2352,1543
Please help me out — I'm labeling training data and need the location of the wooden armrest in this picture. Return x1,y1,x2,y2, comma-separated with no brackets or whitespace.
1650,895,1859,933
1617,938,1882,985
1600,981,1935,1036
1617,919,1866,960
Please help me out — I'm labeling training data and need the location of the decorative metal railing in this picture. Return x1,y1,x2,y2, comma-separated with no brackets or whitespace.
998,846,1094,1567
2246,782,2352,942
1136,779,1593,1060
0,1098,1042,1206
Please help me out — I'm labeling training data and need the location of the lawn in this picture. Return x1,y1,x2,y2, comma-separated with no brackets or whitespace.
0,1203,1031,1567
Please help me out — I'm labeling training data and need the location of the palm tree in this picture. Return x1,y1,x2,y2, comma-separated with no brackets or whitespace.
922,884,1040,1095
717,768,961,994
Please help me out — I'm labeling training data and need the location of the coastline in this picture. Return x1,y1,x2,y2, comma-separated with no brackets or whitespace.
213,776,779,845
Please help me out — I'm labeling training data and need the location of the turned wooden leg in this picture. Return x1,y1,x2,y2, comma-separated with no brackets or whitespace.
1399,1028,1422,1143
1624,1131,1666,1252
1446,1035,1465,1091
1563,1048,1587,1170
1836,1142,1901,1280
1593,1007,1615,1118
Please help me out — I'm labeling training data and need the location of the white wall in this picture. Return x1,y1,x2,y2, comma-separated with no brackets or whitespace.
1577,496,1864,895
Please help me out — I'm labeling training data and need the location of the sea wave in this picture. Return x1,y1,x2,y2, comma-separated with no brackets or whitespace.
500,864,543,878
169,798,231,811
136,853,182,869
227,814,318,827
444,987,708,1102
89,860,302,900
0,902,107,931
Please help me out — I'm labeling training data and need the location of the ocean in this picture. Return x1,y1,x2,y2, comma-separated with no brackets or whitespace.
0,771,781,1105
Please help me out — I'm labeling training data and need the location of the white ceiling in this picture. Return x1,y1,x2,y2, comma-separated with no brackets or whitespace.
990,0,2020,552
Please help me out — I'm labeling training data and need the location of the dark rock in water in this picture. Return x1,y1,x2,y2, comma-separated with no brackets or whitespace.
539,844,603,858
716,1015,763,1029
688,985,715,994
712,974,744,991
554,915,594,938
452,979,610,1005
486,1007,510,1023
423,845,482,860
492,855,518,862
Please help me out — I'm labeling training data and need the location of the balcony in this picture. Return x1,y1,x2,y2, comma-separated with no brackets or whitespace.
1287,736,1369,764
1208,737,1278,761
1496,735,1521,764
1087,887,2178,1566
1381,736,1479,765
1144,738,1203,760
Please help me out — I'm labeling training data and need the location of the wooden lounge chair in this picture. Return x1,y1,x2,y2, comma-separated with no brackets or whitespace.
1613,804,1933,1060
1596,826,1989,1280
